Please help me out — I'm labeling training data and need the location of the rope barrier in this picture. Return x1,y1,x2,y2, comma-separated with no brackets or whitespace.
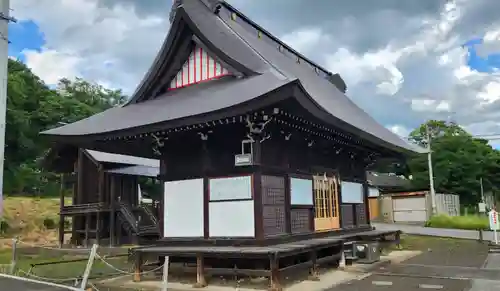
88,282,101,291
96,254,164,275
18,269,81,285
16,240,93,252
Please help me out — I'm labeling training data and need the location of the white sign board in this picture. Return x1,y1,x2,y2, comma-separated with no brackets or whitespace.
489,210,500,230
479,202,486,213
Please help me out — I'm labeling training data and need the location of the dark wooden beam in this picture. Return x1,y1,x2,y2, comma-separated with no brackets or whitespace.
58,174,65,247
110,177,116,246
253,140,264,240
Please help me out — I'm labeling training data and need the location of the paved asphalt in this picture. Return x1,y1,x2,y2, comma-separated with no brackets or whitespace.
0,277,76,291
330,274,471,291
328,233,498,291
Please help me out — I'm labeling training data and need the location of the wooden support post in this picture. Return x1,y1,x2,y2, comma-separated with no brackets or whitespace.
193,254,207,288
85,213,90,247
96,212,100,245
308,251,320,281
133,253,142,282
395,231,402,249
269,253,282,291
58,174,65,247
110,177,116,246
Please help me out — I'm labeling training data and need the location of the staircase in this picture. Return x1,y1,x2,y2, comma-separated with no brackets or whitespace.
61,202,106,215
118,203,160,238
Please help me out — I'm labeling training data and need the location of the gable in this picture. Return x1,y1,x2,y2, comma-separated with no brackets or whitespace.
169,43,232,90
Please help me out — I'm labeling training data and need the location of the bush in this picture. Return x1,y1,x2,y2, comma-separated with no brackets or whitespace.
0,219,9,235
425,214,489,230
42,218,56,230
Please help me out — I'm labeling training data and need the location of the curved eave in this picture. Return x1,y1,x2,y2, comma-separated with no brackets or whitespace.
127,1,267,105
290,82,426,154
41,75,296,143
43,82,424,156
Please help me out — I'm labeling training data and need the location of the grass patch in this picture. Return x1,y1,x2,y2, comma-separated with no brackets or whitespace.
386,234,484,256
390,234,468,251
425,214,489,230
0,247,131,281
1,196,72,246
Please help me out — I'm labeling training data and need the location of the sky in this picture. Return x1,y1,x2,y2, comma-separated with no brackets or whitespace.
7,0,500,146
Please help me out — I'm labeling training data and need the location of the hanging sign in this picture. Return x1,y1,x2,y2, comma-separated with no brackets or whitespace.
489,210,499,230
479,202,486,213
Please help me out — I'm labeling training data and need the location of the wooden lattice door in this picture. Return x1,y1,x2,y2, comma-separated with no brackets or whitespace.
313,175,340,231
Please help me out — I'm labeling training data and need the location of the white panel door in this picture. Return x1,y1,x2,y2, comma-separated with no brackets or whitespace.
209,200,255,237
164,179,204,237
393,197,427,223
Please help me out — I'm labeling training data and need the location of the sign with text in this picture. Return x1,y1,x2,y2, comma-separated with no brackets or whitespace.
489,210,499,230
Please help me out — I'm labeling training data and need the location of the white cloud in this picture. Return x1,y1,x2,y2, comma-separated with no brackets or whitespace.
22,49,81,84
324,46,404,96
10,0,500,142
387,124,412,138
11,0,167,93
411,99,451,113
281,28,328,54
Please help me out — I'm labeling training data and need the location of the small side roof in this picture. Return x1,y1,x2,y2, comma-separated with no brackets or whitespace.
367,172,411,189
43,145,159,173
86,150,159,168
105,165,159,177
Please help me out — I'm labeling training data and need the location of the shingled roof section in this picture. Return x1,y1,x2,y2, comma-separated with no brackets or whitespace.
41,0,425,154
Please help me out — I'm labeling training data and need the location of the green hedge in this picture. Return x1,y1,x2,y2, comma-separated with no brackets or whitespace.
425,214,489,230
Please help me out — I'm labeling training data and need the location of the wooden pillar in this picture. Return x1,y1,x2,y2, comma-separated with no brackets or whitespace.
76,151,85,242
253,138,264,240
85,212,90,247
96,212,100,245
363,170,371,226
201,139,210,239
133,253,143,282
308,251,319,281
110,177,116,246
58,174,65,247
284,174,292,234
98,166,105,203
269,253,282,291
159,147,168,238
193,254,207,288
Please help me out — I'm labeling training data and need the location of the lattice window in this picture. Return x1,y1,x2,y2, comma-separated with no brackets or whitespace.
313,176,338,219
356,204,367,225
291,209,310,233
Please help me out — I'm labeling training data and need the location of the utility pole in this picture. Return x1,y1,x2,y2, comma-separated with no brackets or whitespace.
0,0,15,218
480,177,485,203
426,125,437,215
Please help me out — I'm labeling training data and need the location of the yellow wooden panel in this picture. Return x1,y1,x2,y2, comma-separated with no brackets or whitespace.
369,198,379,220
313,174,340,231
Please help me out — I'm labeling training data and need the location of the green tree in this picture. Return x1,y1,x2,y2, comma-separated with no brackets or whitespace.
4,59,127,195
407,120,500,206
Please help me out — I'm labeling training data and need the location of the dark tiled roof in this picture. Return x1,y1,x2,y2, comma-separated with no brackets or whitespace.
41,0,425,154
367,172,411,189
42,74,290,136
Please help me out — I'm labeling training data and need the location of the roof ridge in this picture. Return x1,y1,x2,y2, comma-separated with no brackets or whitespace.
219,1,334,78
